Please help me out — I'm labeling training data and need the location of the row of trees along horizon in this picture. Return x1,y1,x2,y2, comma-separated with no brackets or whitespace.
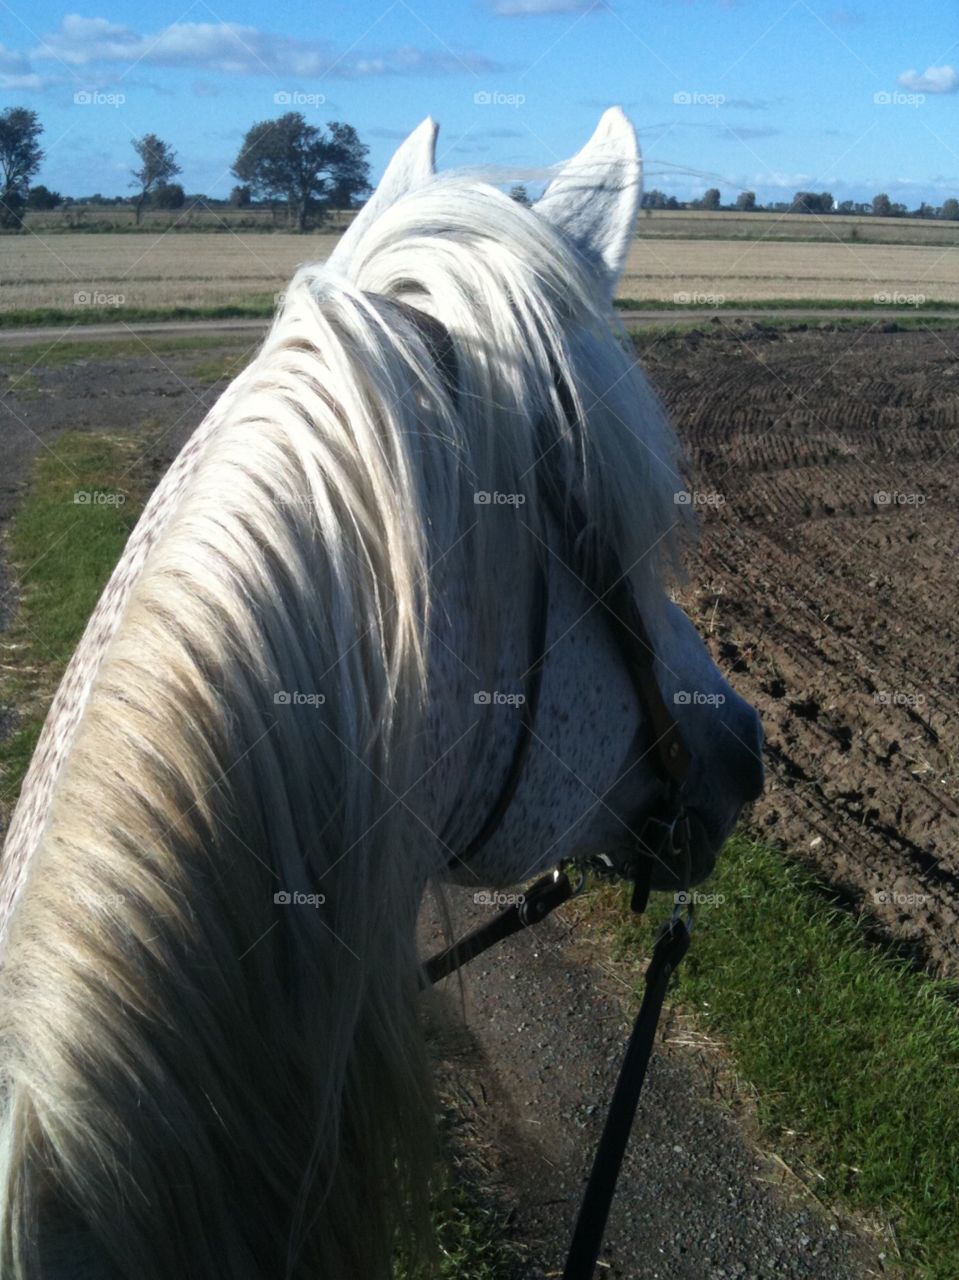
3,106,959,229
0,107,372,231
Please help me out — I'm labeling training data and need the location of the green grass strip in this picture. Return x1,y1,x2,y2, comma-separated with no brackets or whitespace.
3,296,958,333
0,301,276,329
0,433,146,808
594,836,959,1278
1,333,255,371
614,296,959,312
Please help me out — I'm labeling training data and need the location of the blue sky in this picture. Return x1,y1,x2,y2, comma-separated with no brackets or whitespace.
1,0,957,205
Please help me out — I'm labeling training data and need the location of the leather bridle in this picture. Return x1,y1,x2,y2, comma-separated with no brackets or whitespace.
393,296,697,1280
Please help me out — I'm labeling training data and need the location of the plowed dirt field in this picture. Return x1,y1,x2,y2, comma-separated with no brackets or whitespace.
638,322,959,974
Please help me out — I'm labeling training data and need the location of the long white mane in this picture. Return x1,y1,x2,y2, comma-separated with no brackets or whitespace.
0,114,683,1278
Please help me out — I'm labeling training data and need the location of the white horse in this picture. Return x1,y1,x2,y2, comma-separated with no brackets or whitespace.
0,109,762,1278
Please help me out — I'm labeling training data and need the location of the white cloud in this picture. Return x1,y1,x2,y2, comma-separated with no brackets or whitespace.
897,65,958,94
493,0,609,15
27,17,500,79
0,42,31,73
0,41,48,88
0,73,47,90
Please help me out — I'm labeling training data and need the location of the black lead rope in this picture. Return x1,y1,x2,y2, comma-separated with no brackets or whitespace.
561,910,691,1280
424,869,577,986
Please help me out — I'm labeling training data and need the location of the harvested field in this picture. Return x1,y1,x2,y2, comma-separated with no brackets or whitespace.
0,233,339,313
636,323,959,974
21,206,959,246
623,237,959,303
4,227,959,315
633,208,959,245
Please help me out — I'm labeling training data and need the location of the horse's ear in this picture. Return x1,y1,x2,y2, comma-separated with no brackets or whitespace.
532,107,641,299
327,117,438,271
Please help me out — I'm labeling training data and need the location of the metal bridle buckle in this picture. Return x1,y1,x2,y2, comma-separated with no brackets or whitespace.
668,811,695,932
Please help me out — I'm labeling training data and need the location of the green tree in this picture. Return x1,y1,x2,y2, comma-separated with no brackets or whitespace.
792,191,833,214
153,182,185,209
509,183,531,206
735,190,757,211
232,114,371,232
26,183,61,210
940,198,959,221
131,133,181,225
702,187,721,211
230,184,252,208
0,107,44,229
872,192,892,218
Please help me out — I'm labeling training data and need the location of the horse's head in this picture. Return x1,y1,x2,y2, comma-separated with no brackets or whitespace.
328,109,763,895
